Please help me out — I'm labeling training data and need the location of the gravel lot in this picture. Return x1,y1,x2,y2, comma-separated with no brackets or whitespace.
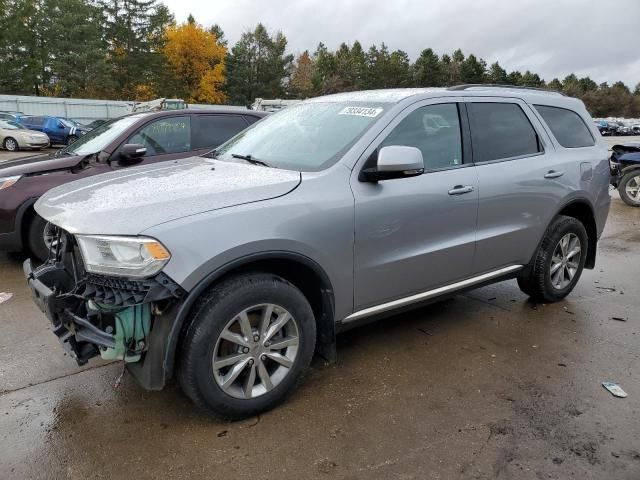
0,137,639,479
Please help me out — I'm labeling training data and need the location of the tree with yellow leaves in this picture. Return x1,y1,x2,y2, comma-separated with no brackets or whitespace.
163,16,226,104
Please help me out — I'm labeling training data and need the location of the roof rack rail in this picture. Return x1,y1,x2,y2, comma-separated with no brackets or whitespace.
447,84,565,96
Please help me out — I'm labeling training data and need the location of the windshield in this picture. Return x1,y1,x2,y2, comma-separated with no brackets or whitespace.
0,120,24,130
214,101,389,171
60,115,142,156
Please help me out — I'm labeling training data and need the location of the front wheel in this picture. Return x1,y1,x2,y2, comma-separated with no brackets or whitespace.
27,214,58,262
3,137,18,151
618,171,640,207
178,273,316,420
517,215,588,302
66,135,78,145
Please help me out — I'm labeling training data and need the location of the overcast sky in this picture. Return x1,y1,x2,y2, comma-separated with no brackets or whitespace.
163,0,640,88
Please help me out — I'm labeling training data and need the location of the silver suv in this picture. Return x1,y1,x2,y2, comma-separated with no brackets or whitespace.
25,86,611,419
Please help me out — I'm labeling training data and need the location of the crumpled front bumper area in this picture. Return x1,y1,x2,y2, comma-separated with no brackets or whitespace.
23,231,185,373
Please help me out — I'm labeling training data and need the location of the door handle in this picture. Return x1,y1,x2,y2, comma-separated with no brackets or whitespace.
448,185,474,195
544,170,564,179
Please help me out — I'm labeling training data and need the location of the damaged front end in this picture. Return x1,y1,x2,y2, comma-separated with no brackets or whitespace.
24,228,186,389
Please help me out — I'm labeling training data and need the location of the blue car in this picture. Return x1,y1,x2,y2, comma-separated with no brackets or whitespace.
610,142,640,207
19,115,90,145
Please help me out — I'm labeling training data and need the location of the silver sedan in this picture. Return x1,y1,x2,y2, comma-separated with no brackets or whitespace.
0,120,50,151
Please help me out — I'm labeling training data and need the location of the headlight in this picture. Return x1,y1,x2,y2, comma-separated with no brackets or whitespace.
0,175,22,190
76,235,171,278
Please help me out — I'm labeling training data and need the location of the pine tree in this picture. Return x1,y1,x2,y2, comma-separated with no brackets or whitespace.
487,62,508,84
99,0,173,99
225,24,293,105
413,48,442,87
290,50,314,98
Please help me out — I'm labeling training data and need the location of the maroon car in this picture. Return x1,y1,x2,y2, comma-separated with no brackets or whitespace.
0,108,266,260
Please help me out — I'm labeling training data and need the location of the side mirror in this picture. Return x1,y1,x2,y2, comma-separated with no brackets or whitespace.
360,145,425,182
119,143,147,161
58,123,65,129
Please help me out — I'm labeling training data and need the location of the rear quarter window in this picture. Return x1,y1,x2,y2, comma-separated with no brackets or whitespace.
534,105,595,148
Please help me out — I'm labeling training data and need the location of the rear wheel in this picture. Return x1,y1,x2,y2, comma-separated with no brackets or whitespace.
517,215,588,302
3,137,18,151
618,171,640,207
178,273,316,420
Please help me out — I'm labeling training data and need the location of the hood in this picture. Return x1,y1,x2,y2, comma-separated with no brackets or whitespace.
2,127,48,138
35,156,301,235
0,152,87,177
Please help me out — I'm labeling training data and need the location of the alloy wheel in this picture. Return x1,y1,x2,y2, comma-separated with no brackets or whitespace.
550,233,581,290
624,175,640,204
42,222,58,252
5,138,17,151
212,303,300,399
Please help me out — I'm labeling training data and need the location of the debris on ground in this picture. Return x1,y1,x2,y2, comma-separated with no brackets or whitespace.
0,292,13,304
611,316,627,322
315,458,337,474
596,286,616,292
602,382,627,398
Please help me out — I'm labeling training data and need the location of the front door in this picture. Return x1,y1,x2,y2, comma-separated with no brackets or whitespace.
351,100,478,310
112,115,194,169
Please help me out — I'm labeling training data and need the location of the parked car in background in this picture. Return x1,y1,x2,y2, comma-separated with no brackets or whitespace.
610,142,640,206
0,108,266,260
84,119,108,130
23,86,610,419
594,120,610,136
18,115,90,145
0,111,24,122
0,120,49,151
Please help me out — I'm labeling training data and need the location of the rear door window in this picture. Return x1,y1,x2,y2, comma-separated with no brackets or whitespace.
534,105,595,148
129,116,191,155
191,115,248,150
26,116,44,126
468,102,541,163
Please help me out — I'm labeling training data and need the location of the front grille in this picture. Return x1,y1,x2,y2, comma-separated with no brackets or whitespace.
80,272,184,307
49,228,184,308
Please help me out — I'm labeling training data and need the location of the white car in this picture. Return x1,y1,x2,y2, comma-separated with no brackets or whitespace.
0,120,50,151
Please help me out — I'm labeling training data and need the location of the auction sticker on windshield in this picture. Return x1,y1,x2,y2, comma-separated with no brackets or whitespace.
338,106,383,118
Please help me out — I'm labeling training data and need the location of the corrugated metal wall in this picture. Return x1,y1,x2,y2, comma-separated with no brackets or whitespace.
0,95,132,122
0,95,241,122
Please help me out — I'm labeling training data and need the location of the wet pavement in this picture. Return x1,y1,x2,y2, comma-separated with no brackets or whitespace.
1,152,640,479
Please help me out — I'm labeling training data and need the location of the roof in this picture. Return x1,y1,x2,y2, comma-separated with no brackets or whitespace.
107,108,269,122
304,86,584,110
305,89,444,103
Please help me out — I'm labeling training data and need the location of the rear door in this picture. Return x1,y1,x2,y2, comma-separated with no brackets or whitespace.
351,99,479,310
465,97,568,273
22,116,44,132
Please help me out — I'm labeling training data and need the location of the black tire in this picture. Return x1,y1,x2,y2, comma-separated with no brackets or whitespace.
517,215,588,303
618,170,640,207
27,213,53,262
3,137,18,151
178,272,316,420
66,135,78,145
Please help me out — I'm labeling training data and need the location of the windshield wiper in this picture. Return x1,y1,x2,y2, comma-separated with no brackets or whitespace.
231,153,272,168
